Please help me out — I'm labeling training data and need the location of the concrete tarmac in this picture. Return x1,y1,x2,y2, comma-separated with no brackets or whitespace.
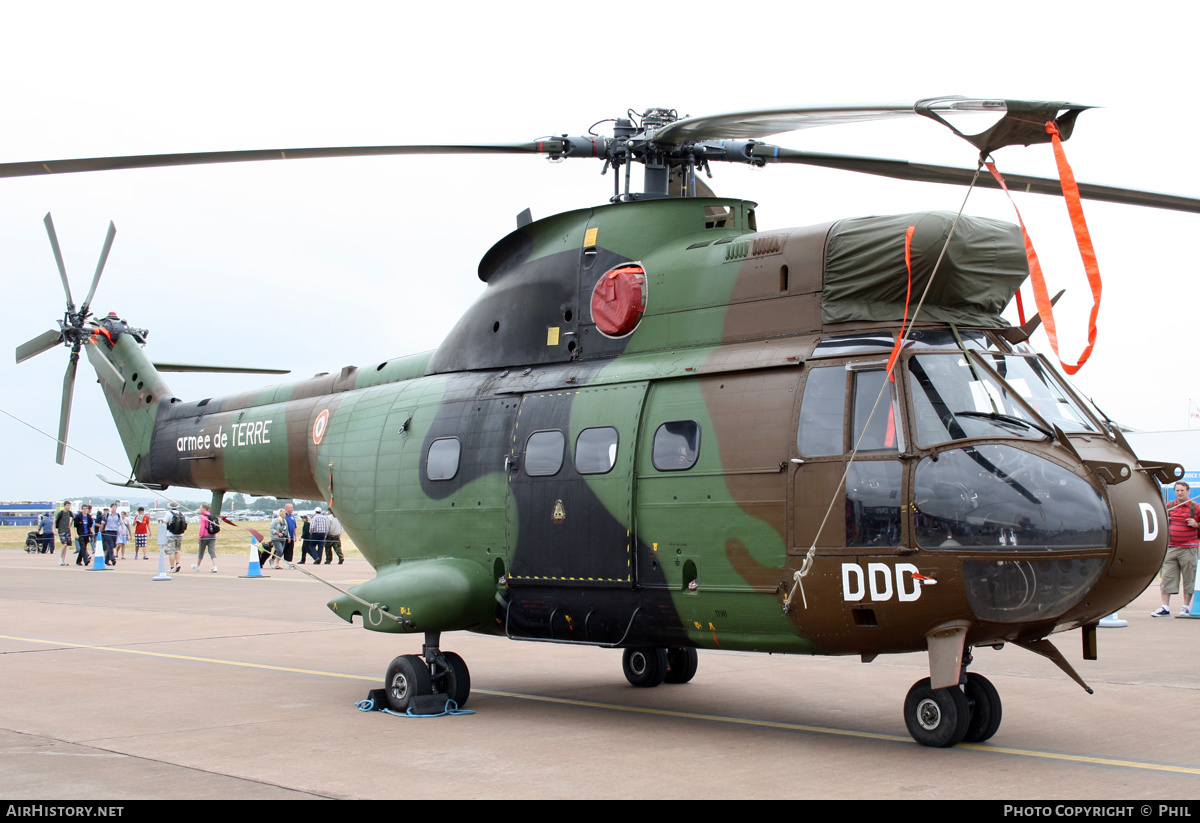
1,548,1198,800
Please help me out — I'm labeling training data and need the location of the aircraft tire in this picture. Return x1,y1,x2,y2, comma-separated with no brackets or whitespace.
663,647,698,684
963,672,1002,742
384,654,431,712
435,651,471,709
904,678,970,748
622,647,668,687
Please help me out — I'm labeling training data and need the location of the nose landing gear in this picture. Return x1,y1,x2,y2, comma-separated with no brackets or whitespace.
962,671,1003,742
904,678,971,747
903,652,1003,747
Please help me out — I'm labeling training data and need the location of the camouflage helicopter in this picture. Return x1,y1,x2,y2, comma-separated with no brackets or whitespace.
8,98,1196,747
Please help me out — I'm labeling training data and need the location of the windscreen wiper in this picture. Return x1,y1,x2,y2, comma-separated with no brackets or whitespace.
952,411,1055,440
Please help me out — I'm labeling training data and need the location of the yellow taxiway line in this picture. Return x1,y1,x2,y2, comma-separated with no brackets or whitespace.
2,632,1198,777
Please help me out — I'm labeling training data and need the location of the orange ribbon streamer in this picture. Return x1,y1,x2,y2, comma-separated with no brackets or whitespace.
986,122,1102,375
885,225,916,383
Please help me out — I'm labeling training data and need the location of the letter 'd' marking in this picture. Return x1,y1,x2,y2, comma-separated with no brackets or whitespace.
1140,502,1159,542
841,563,865,602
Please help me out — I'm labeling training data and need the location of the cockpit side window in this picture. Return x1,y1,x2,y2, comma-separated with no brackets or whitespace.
797,367,846,456
852,368,903,453
800,365,905,456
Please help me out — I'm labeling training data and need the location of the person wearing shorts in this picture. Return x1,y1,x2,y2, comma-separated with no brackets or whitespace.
163,503,185,573
55,501,74,566
1154,481,1199,617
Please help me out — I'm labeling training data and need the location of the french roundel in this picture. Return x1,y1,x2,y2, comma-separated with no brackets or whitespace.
312,409,330,445
591,264,647,337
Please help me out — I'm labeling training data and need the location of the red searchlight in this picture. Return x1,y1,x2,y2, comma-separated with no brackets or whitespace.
591,264,647,337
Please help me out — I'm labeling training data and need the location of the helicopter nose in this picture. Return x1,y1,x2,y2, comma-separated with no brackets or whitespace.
914,444,1155,625
1085,470,1169,615
950,454,1167,626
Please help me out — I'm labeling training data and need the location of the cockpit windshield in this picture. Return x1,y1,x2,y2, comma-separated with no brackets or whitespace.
907,351,1098,445
908,353,1048,445
975,353,1100,434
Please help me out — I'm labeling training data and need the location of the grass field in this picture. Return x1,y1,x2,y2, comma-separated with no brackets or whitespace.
0,520,363,559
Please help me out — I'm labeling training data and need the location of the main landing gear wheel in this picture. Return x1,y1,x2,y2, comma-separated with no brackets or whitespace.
384,654,431,712
963,672,1002,742
623,647,669,687
664,647,698,684
904,677,971,748
431,650,471,708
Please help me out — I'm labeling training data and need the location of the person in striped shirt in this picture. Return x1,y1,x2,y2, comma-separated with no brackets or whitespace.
1153,481,1198,617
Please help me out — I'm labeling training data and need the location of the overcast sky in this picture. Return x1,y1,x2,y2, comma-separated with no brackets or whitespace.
2,1,1197,501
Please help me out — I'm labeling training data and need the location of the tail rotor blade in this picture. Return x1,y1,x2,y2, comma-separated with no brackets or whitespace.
16,329,64,364
44,213,75,311
80,221,116,314
56,352,78,465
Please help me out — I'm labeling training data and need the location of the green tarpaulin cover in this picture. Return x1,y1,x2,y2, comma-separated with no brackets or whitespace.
821,211,1027,327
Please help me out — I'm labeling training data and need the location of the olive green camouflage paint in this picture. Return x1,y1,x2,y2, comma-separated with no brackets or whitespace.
91,196,1170,662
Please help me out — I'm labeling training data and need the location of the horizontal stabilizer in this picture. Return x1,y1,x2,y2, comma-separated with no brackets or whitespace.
96,472,168,491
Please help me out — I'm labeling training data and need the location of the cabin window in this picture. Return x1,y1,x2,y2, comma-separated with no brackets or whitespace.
797,367,846,456
576,427,619,475
426,438,461,481
652,421,701,471
524,430,565,477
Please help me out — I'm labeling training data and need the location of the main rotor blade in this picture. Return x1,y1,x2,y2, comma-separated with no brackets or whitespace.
751,147,1200,214
152,361,289,374
653,98,1088,154
651,102,926,144
43,213,74,310
15,329,63,364
0,142,565,179
56,353,78,465
80,221,116,315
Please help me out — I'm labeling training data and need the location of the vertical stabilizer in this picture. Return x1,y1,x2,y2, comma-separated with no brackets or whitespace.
87,319,175,483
